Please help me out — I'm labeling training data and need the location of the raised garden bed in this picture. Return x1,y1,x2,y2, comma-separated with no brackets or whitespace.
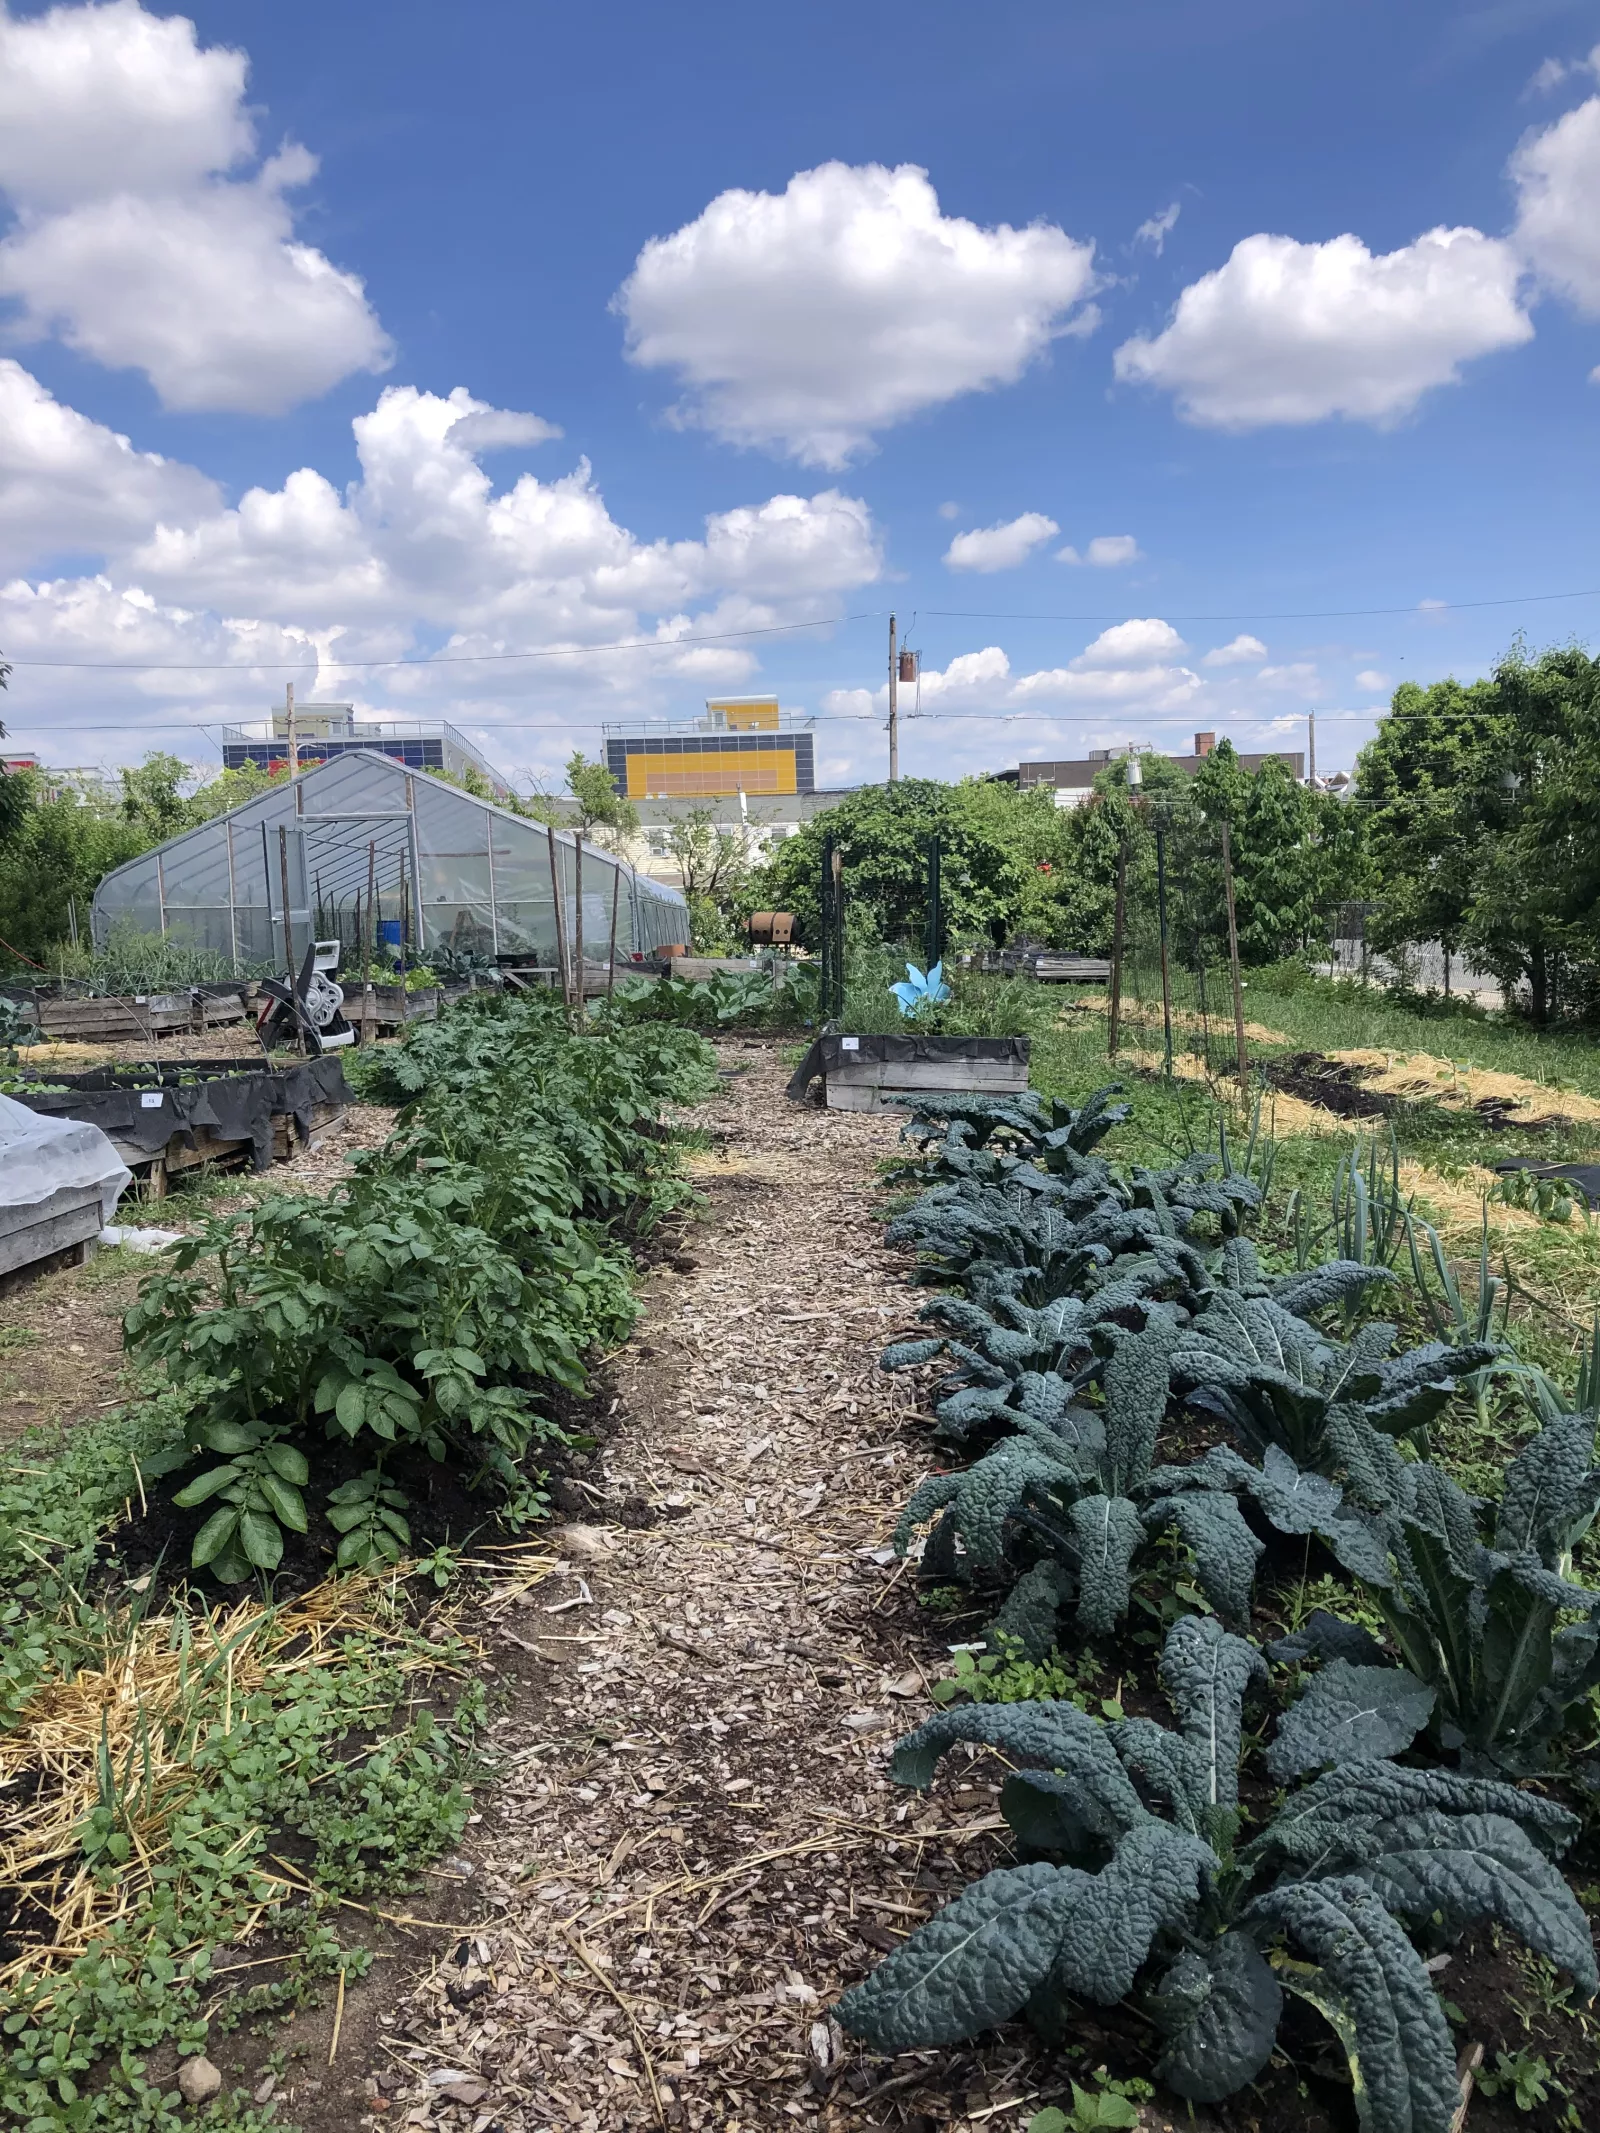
0,984,253,1041
786,1031,1031,1111
0,1180,106,1284
7,1054,352,1189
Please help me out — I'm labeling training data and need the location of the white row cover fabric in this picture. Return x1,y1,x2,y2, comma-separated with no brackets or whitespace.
0,1093,132,1220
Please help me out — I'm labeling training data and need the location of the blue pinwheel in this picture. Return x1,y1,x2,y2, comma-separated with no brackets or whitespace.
890,961,952,1017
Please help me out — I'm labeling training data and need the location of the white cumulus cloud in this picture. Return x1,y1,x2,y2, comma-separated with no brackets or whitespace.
615,162,1098,466
1072,617,1188,668
0,1,391,413
1511,79,1600,314
1356,668,1392,691
0,357,220,572
0,375,887,784
1203,633,1268,666
1058,534,1141,567
943,511,1059,573
1113,226,1533,428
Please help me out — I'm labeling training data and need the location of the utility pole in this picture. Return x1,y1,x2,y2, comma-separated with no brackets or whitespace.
887,613,899,784
285,680,299,782
1307,709,1316,789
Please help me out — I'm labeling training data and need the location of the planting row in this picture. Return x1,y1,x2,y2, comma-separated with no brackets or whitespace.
837,1086,1600,2133
124,990,718,1581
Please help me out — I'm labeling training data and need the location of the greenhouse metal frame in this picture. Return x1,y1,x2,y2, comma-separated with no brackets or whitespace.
92,749,690,972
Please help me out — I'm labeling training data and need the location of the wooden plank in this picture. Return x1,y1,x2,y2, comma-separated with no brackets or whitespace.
825,1057,1029,1092
825,1078,1026,1112
0,1186,104,1278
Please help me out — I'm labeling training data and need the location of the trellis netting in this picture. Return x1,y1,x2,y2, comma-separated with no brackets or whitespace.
91,750,689,972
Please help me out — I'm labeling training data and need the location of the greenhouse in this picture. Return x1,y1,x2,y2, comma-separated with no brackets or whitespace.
91,749,690,972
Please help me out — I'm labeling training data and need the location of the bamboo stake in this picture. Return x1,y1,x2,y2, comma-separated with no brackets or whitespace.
1107,838,1128,1058
1220,817,1249,1090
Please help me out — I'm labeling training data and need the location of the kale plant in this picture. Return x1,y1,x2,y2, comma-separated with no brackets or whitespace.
894,1318,1380,1650
837,1616,1596,2133
892,1085,1133,1185
1267,1419,1600,1772
1171,1291,1496,1501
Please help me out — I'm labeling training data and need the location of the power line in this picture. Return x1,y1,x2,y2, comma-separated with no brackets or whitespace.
5,579,1599,674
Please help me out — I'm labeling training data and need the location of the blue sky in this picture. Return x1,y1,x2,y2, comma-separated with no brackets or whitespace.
1,0,1598,794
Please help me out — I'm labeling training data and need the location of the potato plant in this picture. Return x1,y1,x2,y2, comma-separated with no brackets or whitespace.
129,992,716,1579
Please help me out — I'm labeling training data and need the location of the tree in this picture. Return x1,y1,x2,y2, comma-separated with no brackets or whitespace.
1354,678,1489,970
187,758,290,822
0,789,148,966
566,751,640,849
120,751,196,840
750,779,1029,950
1455,647,1600,1021
666,810,753,950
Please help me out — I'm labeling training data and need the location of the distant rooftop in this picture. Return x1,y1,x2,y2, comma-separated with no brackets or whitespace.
1018,730,1306,797
220,705,510,795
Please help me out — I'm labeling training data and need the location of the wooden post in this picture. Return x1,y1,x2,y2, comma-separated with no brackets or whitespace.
547,825,572,1006
1220,817,1249,1090
573,833,585,1019
1155,824,1174,1077
1107,838,1128,1058
361,838,377,1044
606,864,621,997
887,613,899,784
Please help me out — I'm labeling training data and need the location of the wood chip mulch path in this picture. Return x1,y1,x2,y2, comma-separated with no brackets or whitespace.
364,1043,1157,2133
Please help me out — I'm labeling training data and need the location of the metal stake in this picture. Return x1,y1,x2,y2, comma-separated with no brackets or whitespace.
574,833,585,1020
1108,838,1128,1058
1155,825,1174,1076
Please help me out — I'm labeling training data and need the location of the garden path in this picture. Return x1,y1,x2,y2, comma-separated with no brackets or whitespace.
362,1042,1156,2133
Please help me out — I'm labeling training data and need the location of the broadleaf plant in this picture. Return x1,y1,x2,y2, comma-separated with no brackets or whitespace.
837,1618,1596,2133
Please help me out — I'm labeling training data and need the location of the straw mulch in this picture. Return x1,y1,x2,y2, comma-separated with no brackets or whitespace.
0,1567,502,2000
362,1045,1188,2133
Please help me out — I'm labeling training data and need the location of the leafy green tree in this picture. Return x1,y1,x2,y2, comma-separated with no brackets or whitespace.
1354,679,1489,969
188,758,289,821
1456,647,1600,1021
120,751,195,839
750,778,1029,950
568,750,640,843
666,810,753,951
0,789,148,966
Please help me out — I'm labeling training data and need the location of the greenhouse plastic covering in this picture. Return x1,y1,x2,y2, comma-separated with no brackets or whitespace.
0,1093,132,1220
91,750,689,969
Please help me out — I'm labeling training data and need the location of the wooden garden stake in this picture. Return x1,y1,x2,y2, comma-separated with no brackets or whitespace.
1220,817,1249,1090
1107,838,1128,1058
606,865,621,996
1155,822,1174,1076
